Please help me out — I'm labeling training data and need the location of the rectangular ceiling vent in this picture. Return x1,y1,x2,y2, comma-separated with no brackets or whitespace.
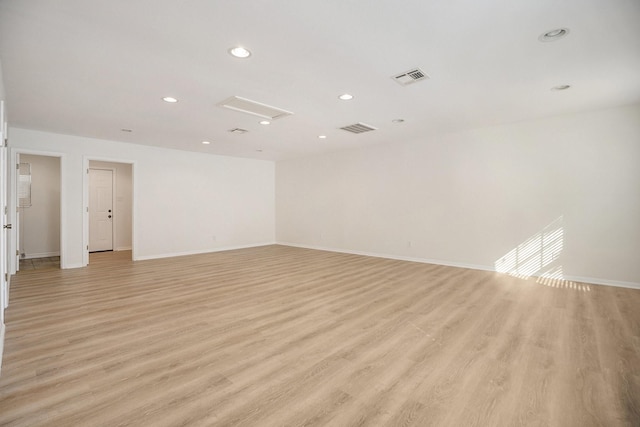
339,122,377,134
218,96,293,120
392,68,429,86
228,128,248,134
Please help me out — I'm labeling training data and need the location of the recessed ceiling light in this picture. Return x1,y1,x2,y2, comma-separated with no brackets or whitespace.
551,84,571,91
392,119,405,123
259,120,271,125
318,135,327,139
256,149,263,152
201,140,211,145
338,93,354,101
229,46,251,58
538,28,570,42
120,128,133,132
162,96,178,103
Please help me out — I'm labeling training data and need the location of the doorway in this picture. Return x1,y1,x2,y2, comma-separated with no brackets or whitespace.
17,154,61,270
87,160,132,259
88,168,114,252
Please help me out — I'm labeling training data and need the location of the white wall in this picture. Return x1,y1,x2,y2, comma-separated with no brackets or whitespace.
19,154,60,258
9,129,275,268
89,160,132,251
276,104,640,288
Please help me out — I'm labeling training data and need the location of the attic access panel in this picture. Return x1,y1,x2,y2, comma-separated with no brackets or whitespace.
218,96,293,120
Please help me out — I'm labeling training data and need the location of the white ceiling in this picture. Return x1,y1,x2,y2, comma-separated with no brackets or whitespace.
1,0,639,161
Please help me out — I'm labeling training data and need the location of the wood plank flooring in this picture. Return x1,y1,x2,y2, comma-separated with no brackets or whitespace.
0,245,639,426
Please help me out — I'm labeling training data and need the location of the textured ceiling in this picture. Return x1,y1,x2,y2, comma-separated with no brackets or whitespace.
1,0,639,160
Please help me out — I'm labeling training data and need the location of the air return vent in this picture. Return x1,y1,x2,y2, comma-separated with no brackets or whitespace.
228,128,248,134
392,68,429,86
218,96,293,120
339,122,377,134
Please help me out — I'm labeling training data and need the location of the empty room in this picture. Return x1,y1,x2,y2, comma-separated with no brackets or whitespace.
0,1,639,426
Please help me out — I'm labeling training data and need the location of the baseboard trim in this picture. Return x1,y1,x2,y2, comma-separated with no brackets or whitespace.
276,242,640,290
562,275,640,290
62,263,84,270
276,242,495,272
0,323,5,376
22,251,60,259
135,242,277,261
115,246,132,252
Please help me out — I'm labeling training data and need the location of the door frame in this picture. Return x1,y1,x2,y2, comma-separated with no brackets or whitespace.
88,167,116,253
83,157,135,266
9,149,65,272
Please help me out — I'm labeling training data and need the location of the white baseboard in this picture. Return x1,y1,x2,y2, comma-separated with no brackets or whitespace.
562,275,640,290
0,323,5,376
276,242,495,272
115,246,132,251
134,242,277,261
276,242,640,290
62,263,84,270
22,251,60,259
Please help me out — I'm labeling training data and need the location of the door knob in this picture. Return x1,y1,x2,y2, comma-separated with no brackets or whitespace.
3,224,11,229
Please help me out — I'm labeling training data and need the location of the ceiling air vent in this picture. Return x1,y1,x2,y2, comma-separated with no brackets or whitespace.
339,122,377,134
218,96,293,120
392,68,429,86
228,128,248,134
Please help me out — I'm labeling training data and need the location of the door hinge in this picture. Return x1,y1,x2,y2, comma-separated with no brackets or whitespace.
87,245,89,250
16,250,19,256
4,273,8,282
86,207,89,212
4,205,7,214
87,168,89,174
16,163,19,169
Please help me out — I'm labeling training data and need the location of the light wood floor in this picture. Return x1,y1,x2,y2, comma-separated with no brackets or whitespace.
1,245,639,426
18,256,60,271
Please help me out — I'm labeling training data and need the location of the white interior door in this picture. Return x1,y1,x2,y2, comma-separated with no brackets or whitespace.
89,169,113,252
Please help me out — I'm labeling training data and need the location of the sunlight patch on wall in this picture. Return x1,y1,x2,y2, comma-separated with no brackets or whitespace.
495,216,564,279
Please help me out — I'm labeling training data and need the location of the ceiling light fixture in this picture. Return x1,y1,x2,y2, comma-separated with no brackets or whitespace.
120,128,133,132
392,119,405,123
338,93,354,101
201,140,211,145
162,96,178,103
318,135,327,139
229,46,251,58
538,28,570,42
551,84,571,91
259,120,271,125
